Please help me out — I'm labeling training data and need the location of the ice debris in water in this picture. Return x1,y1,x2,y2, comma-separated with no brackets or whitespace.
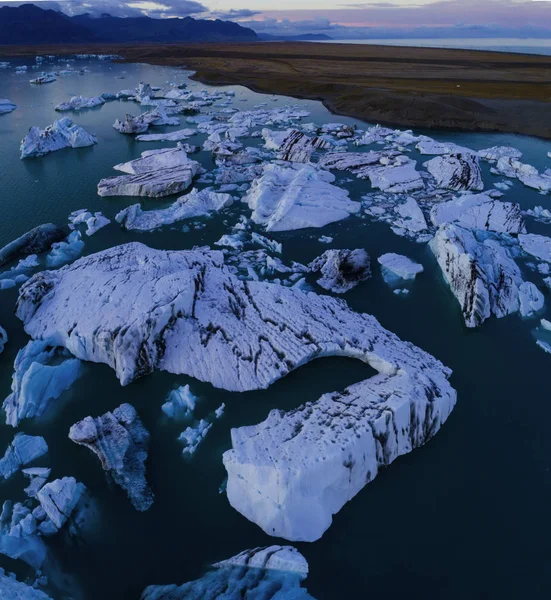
308,249,371,294
0,568,53,599
179,403,225,456
378,253,424,283
69,209,111,236
46,231,84,268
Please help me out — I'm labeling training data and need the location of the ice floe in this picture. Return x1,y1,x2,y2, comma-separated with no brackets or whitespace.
21,118,97,159
493,157,551,193
308,249,371,294
262,128,330,163
0,224,65,268
378,253,424,281
424,154,484,191
0,99,16,115
141,546,314,600
3,340,81,428
430,224,523,327
136,128,196,142
0,434,48,480
55,95,105,112
519,233,551,262
69,404,153,512
116,188,233,231
244,163,360,231
429,193,526,234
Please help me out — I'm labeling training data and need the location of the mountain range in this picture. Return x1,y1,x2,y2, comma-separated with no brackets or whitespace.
0,3,258,45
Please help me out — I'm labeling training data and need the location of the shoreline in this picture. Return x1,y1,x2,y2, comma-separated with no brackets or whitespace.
1,41,550,139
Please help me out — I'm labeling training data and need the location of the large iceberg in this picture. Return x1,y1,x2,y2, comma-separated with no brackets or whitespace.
21,118,97,159
430,224,523,327
115,188,233,231
3,340,81,428
15,243,455,541
141,546,315,600
244,164,360,231
69,403,153,511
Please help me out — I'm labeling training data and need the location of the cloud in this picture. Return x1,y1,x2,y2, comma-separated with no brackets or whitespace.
211,8,262,20
0,0,208,18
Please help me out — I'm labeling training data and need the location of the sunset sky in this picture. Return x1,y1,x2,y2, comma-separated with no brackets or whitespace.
2,0,550,38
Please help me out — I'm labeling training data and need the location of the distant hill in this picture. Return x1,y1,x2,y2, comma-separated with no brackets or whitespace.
0,3,258,45
258,33,333,42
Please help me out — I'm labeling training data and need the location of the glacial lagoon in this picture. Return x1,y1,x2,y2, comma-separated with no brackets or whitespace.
0,56,550,599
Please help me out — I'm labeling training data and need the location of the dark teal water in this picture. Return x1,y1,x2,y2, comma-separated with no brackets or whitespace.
0,58,550,599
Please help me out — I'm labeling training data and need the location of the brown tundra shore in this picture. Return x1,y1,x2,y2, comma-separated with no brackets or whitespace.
2,41,551,139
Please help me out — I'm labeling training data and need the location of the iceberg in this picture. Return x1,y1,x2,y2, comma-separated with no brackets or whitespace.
0,224,65,268
478,146,522,163
0,568,53,599
262,128,330,162
430,224,523,327
21,118,97,158
69,404,153,512
23,467,51,499
55,95,105,112
416,140,474,155
361,159,425,194
0,326,7,354
46,231,84,268
308,249,371,294
244,163,360,231
425,154,484,191
519,233,551,263
0,502,48,569
430,193,526,234
378,253,424,281
141,546,314,600
116,188,232,231
69,210,110,236
37,477,85,530
162,385,197,420
136,128,196,142
493,157,551,193
518,282,545,318
0,99,16,115
3,340,81,428
0,434,48,480
113,146,197,175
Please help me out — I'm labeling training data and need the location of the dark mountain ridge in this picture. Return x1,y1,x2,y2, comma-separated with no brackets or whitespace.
0,3,258,45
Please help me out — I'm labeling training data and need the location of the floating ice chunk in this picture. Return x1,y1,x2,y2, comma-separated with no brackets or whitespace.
318,235,333,244
416,140,474,156
23,467,51,498
20,118,97,158
0,326,7,354
37,477,85,530
493,157,551,193
308,249,371,294
378,253,424,281
518,282,545,318
392,196,428,233
98,161,201,198
113,107,179,134
55,95,105,112
136,128,196,142
430,193,525,234
0,99,17,115
262,128,330,163
0,434,48,480
179,419,212,456
245,163,360,232
115,188,232,231
69,404,153,512
0,568,53,599
318,151,381,172
362,158,425,194
425,153,484,191
114,146,196,175
29,74,56,84
3,340,81,427
0,224,65,268
69,210,110,236
478,146,522,163
524,206,551,222
519,233,551,262
46,231,84,267
162,385,197,420
141,546,314,600
430,224,523,327
0,502,48,570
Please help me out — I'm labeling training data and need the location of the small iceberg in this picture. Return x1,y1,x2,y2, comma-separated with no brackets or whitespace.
21,118,97,158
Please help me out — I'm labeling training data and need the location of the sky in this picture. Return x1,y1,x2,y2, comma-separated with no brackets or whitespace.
2,0,551,39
